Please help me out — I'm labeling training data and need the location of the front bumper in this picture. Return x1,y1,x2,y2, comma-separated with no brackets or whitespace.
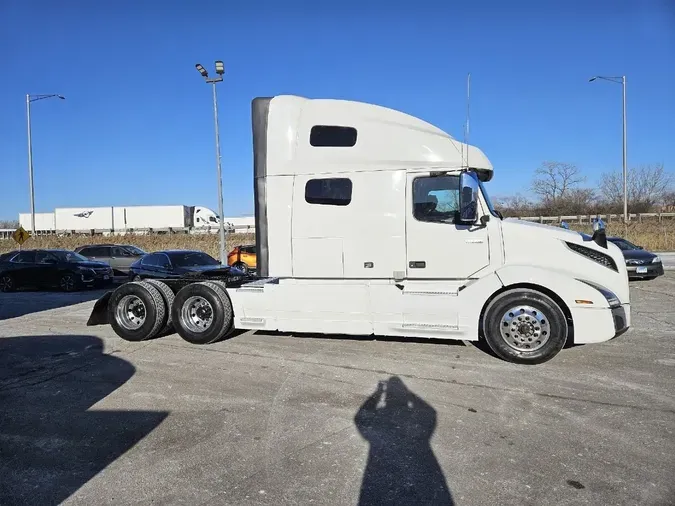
626,263,664,279
570,303,631,344
611,304,629,337
81,269,114,286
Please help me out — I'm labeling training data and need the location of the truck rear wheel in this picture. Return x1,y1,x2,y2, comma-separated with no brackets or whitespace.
482,288,568,365
171,281,234,345
108,282,167,342
142,279,175,335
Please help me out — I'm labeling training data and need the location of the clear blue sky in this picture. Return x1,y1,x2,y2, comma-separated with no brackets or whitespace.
1,0,673,220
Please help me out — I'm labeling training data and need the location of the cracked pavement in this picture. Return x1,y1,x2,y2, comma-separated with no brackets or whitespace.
1,274,674,505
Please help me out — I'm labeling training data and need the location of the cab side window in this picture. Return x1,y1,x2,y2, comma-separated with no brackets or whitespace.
305,178,353,206
412,175,460,224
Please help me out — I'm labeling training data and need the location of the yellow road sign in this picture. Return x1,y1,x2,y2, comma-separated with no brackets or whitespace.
12,226,31,246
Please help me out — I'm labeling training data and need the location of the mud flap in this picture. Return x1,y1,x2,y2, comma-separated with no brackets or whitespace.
86,291,113,326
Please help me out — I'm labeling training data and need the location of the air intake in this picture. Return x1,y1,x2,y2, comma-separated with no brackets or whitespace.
565,242,618,272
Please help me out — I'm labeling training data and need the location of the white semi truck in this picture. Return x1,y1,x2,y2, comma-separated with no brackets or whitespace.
87,95,630,365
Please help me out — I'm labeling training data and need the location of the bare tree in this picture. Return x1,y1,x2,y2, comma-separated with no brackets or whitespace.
531,162,585,203
493,194,534,217
662,190,675,212
600,163,673,213
0,219,19,229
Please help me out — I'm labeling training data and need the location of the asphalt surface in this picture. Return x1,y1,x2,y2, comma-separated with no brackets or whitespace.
1,275,674,506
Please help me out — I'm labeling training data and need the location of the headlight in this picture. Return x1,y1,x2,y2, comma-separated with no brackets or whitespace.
578,279,621,308
652,256,661,264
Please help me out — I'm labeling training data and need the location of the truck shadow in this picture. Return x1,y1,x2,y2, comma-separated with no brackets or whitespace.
0,288,114,321
254,330,465,347
0,334,168,504
355,376,454,505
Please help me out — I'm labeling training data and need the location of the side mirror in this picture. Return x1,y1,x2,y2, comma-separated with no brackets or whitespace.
458,171,479,223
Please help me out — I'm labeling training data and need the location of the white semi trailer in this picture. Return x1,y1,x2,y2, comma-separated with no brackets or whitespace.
20,205,222,232
88,95,630,365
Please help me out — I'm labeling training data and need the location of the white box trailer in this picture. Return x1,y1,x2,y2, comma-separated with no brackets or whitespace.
223,216,255,233
19,212,55,231
55,207,114,231
89,95,631,365
117,205,192,229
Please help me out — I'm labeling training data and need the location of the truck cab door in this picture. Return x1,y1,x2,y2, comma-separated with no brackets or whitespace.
405,172,490,279
400,172,491,335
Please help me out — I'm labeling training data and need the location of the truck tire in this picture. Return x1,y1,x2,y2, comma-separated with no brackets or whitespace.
171,281,233,345
482,288,568,365
142,280,175,335
108,281,167,342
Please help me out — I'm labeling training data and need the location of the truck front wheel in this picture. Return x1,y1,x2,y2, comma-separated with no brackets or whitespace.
482,288,568,365
172,281,233,345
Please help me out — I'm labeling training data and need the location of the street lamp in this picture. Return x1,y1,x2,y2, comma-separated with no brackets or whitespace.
26,94,65,235
195,61,227,265
589,75,627,222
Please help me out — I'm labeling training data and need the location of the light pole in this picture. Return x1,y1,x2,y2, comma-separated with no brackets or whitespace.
26,94,65,235
195,61,227,265
589,75,627,222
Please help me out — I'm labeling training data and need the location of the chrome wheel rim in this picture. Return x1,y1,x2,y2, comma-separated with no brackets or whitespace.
181,296,214,333
115,295,147,330
0,276,12,291
60,275,75,291
499,305,551,352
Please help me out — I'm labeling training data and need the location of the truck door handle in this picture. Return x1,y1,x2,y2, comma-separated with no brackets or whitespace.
409,261,426,269
465,239,484,243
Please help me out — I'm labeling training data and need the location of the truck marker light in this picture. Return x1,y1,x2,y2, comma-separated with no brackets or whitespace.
575,299,594,305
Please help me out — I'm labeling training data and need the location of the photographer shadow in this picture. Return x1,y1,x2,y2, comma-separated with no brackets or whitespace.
355,376,454,505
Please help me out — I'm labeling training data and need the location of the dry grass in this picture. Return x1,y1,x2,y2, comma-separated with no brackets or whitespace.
2,220,675,255
559,220,675,251
0,233,256,258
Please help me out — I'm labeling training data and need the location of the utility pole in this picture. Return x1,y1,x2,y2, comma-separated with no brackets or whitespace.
195,61,227,264
589,75,628,222
26,93,65,234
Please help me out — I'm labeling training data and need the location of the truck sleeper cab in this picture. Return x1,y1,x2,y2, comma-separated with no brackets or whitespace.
89,95,630,365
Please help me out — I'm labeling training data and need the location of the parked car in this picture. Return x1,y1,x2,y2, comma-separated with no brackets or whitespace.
227,244,256,274
128,250,243,281
0,249,113,292
607,237,664,280
75,244,147,275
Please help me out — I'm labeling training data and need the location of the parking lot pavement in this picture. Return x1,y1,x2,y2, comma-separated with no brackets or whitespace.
1,276,674,506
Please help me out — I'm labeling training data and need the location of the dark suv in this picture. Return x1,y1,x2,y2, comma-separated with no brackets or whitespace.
75,244,147,275
0,249,112,292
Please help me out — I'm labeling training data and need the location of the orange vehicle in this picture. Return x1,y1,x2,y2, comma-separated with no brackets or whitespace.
227,245,256,274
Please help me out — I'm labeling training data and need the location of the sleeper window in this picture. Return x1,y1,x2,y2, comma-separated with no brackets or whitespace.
305,178,353,206
310,126,357,147
413,175,460,224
